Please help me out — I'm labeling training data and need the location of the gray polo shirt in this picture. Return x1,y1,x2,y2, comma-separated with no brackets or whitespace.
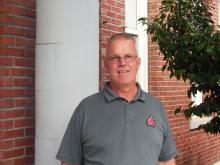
56,82,177,165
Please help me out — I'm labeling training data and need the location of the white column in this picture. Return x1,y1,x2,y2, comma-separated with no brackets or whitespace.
35,0,99,164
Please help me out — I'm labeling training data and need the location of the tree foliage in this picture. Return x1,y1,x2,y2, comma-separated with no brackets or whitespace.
139,0,220,134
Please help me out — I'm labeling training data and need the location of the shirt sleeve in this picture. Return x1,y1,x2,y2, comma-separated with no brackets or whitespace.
158,126,177,161
158,103,177,161
56,105,83,165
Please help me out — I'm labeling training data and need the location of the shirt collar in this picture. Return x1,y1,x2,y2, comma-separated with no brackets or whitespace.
102,81,146,103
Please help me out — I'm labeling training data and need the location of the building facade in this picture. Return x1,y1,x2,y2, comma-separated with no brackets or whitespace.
0,0,220,164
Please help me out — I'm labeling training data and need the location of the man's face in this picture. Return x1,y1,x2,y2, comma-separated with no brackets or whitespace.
105,38,141,88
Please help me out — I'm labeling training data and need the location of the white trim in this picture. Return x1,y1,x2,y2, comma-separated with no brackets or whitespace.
190,116,212,129
190,91,213,129
125,0,148,91
191,91,202,106
136,0,148,91
125,28,138,35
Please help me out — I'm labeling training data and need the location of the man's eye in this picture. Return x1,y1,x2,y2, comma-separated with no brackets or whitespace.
110,56,119,60
125,55,133,59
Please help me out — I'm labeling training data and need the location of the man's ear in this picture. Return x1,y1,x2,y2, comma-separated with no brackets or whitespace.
137,57,141,69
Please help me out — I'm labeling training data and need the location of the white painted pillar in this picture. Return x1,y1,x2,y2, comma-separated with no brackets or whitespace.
35,0,99,164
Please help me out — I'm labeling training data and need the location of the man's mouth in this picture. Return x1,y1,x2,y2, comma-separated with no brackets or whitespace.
118,70,129,73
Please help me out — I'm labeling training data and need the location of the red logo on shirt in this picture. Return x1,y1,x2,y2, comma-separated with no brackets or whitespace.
146,116,155,127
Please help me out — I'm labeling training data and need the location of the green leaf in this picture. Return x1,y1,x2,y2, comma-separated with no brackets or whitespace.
174,107,182,115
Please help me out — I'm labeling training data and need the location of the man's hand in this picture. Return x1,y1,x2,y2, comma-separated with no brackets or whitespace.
158,158,176,165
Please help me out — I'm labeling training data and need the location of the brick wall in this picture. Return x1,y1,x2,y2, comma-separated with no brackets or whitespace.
99,0,125,89
100,0,220,165
0,0,36,164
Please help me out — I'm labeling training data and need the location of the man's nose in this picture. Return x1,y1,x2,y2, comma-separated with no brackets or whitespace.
118,57,126,65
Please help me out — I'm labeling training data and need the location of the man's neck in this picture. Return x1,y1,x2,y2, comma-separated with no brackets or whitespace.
109,82,138,102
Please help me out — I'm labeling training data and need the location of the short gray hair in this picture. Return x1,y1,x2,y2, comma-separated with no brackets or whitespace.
106,33,136,56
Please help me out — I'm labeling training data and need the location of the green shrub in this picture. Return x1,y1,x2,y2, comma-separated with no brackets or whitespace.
139,0,220,134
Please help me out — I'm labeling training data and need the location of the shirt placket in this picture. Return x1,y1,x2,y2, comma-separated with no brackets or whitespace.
125,103,135,125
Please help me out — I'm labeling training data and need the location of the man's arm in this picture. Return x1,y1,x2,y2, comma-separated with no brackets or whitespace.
158,158,176,165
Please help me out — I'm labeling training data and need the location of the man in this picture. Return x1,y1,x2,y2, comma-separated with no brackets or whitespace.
56,33,177,165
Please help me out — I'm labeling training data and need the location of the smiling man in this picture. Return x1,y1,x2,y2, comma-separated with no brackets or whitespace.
104,34,141,102
56,33,177,165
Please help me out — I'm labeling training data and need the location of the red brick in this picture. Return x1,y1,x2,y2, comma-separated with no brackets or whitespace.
100,29,112,36
0,129,24,139
111,6,123,14
106,0,117,6
111,18,122,25
0,4,27,16
26,9,36,18
0,47,25,57
0,99,14,108
0,15,14,24
0,160,13,165
14,78,34,87
15,0,36,9
0,110,25,119
0,68,34,77
106,10,117,18
15,38,35,47
116,13,125,20
0,26,35,38
0,36,14,45
15,137,34,147
0,140,13,149
0,120,13,129
0,57,14,65
25,48,35,57
116,2,124,8
0,78,14,87
14,58,35,67
14,118,34,128
0,15,35,28
25,146,34,155
14,16,36,28
0,89,34,97
100,3,111,10
25,29,36,38
25,127,35,136
15,98,34,107
25,109,35,117
14,156,34,165
0,148,24,159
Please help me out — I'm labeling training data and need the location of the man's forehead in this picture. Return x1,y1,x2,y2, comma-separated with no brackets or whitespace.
109,37,135,44
106,37,137,56
108,39,136,50
107,40,138,56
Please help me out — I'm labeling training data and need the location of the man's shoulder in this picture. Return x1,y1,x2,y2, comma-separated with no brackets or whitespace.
141,90,161,104
74,91,106,116
79,91,104,106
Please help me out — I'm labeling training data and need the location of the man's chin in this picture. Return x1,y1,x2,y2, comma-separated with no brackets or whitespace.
117,81,135,87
